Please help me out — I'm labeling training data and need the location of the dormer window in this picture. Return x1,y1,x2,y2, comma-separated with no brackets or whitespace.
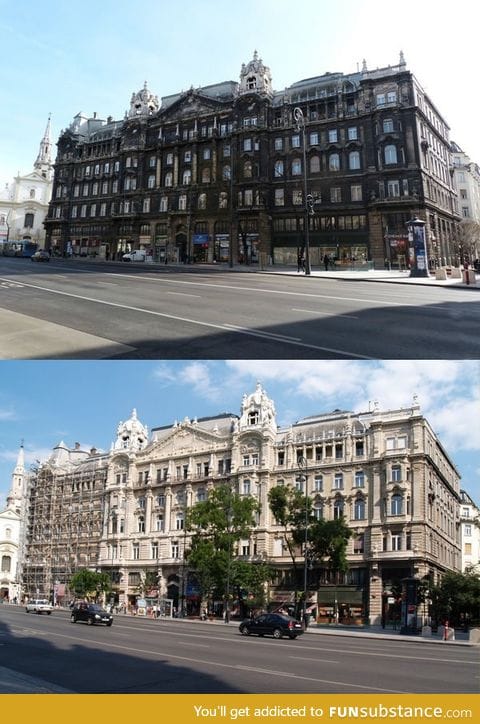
248,411,259,425
247,76,257,90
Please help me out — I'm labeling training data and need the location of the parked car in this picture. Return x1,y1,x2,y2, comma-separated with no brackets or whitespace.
239,613,304,639
70,602,113,626
122,250,146,262
31,250,50,262
25,599,53,614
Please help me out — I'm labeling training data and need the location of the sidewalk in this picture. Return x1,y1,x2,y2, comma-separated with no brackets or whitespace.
71,257,479,288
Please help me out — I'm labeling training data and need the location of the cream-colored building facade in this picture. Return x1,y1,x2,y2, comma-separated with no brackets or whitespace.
22,385,462,625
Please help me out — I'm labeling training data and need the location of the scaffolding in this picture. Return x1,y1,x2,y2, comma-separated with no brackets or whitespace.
22,457,108,602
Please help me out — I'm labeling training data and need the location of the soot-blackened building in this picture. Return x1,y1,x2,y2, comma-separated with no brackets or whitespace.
45,51,459,269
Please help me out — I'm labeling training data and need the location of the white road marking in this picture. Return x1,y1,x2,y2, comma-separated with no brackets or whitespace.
292,308,359,320
0,277,373,358
165,291,202,298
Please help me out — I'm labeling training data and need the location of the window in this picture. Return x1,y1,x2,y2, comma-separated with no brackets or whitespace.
387,91,397,104
391,465,401,482
149,156,156,168
292,159,302,176
203,148,211,160
383,118,394,133
198,193,207,210
333,499,344,519
148,175,156,189
384,145,398,164
243,138,252,152
274,138,283,151
391,494,403,515
391,534,401,551
313,502,323,520
165,172,173,187
166,153,173,165
202,168,211,183
178,194,187,210
295,476,305,493
222,164,231,180
274,189,285,206
328,129,338,143
292,190,303,206
349,151,361,169
132,543,140,560
151,542,158,559
329,153,340,171
182,169,192,185
333,473,344,490
330,187,342,203
219,192,228,208
176,513,184,530
354,499,366,520
376,93,385,106
90,204,96,217
387,180,400,197
184,150,192,162
310,155,320,173
351,184,362,201
314,475,323,492
171,542,179,558
138,516,145,533
465,543,472,555
156,515,164,531
244,160,253,178
465,524,472,536
354,471,365,487
243,479,251,495
291,135,300,148
274,160,284,177
197,489,206,502
1,555,11,573
160,196,168,212
310,132,319,145
348,127,358,140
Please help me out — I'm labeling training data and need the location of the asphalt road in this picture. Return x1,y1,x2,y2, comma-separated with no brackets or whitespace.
0,606,478,694
0,258,479,359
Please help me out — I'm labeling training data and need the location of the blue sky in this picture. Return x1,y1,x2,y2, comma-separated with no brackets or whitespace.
1,0,479,187
0,360,479,507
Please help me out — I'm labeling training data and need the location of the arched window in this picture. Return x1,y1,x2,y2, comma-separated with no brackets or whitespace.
222,164,231,180
183,169,192,185
202,168,211,183
165,172,173,187
384,145,398,164
178,194,187,210
391,494,403,515
159,196,168,212
1,555,11,572
243,160,253,178
313,502,323,520
333,499,344,519
219,192,228,209
198,193,207,210
292,159,302,176
137,516,145,533
349,151,361,170
310,155,320,173
274,160,284,177
148,174,156,189
354,498,366,520
329,153,340,171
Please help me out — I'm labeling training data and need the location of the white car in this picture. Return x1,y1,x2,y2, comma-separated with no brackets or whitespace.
122,250,146,262
25,599,53,614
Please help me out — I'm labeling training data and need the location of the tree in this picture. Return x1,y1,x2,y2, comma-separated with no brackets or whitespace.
69,569,111,602
429,570,480,628
268,484,352,617
456,219,480,263
186,484,264,616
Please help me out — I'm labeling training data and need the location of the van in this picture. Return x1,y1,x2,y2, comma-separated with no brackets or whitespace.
122,250,146,262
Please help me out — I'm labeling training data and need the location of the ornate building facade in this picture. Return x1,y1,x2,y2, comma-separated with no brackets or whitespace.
0,446,26,602
45,52,459,268
21,385,462,625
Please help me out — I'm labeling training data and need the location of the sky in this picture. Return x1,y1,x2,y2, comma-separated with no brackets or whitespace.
0,0,479,188
0,360,479,508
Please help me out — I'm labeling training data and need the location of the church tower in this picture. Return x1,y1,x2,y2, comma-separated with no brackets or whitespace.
34,114,53,179
6,443,25,515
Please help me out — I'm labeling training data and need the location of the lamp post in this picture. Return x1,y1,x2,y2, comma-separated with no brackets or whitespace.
298,456,309,628
293,107,311,275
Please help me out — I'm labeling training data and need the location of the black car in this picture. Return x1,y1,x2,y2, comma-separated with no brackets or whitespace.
239,613,304,639
70,602,113,626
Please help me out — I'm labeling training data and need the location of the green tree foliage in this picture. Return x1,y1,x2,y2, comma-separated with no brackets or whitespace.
185,484,268,608
69,569,111,601
429,570,480,627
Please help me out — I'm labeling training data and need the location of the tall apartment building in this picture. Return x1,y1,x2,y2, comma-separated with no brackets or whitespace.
45,52,459,269
21,385,462,625
459,490,480,572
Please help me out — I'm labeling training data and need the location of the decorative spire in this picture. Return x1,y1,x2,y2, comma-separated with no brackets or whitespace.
34,114,52,177
399,50,406,67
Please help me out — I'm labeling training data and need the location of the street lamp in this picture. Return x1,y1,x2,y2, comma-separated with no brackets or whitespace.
297,456,309,628
293,107,312,275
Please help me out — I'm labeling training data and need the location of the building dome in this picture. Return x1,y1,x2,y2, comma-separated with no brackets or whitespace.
128,81,160,117
113,408,148,451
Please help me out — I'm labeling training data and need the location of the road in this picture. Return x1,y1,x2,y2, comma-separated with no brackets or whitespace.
0,606,478,693
0,258,479,359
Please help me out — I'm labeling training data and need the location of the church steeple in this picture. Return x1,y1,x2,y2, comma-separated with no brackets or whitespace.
7,442,25,514
34,114,52,179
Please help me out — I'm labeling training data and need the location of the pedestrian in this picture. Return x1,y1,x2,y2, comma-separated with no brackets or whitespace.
323,253,329,271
